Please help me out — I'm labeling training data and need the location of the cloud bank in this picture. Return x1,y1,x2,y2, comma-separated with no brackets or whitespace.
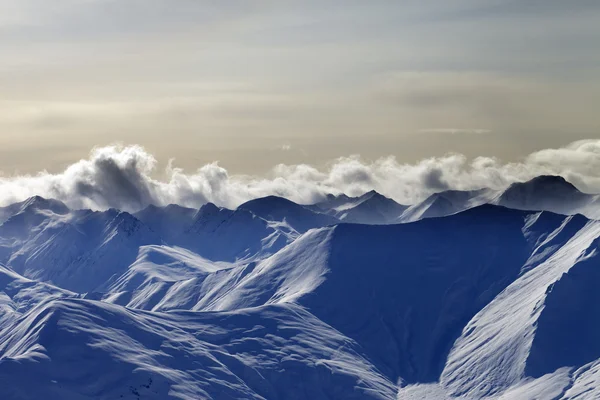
1,140,600,212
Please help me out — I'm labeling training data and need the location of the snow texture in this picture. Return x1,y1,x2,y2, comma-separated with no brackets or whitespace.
2,183,600,399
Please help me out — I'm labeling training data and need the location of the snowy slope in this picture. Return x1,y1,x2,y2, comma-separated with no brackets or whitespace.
296,206,532,384
134,202,291,262
440,216,600,397
399,176,598,223
496,175,595,216
310,191,408,225
178,202,296,262
134,204,198,242
394,213,600,399
2,192,600,399
400,189,496,222
101,245,233,310
0,264,74,328
310,193,356,212
99,205,600,393
0,196,70,225
0,205,161,293
0,299,396,400
239,196,340,233
99,227,333,313
164,206,535,384
0,198,293,292
337,191,408,224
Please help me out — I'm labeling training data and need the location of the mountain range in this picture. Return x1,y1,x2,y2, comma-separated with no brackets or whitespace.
1,175,600,399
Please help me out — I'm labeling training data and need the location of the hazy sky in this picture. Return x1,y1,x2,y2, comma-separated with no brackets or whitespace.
1,0,599,175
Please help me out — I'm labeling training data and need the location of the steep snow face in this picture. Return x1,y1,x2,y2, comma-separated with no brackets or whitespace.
525,247,600,378
193,227,335,311
0,299,396,400
296,206,532,384
441,218,600,398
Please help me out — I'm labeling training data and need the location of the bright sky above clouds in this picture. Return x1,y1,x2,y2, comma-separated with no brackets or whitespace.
0,0,599,175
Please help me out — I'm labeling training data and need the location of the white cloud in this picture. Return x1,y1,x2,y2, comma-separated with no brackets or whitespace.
0,140,600,211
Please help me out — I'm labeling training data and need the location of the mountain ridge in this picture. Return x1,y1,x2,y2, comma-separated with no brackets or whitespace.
2,180,600,399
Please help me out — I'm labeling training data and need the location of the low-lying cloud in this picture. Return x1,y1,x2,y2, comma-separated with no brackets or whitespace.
1,140,600,212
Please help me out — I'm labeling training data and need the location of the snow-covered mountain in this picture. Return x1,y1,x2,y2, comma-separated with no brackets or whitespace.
135,198,337,262
0,196,70,225
134,203,198,242
310,191,408,224
239,195,340,232
400,188,496,222
179,202,296,262
0,202,161,293
400,175,599,222
2,188,600,399
496,175,597,216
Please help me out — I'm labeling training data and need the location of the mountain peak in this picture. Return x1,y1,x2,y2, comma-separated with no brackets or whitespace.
531,175,569,183
239,195,339,233
358,190,381,199
312,193,354,211
498,175,590,215
18,196,70,215
198,202,220,215
239,195,297,210
164,203,191,211
136,203,197,218
504,175,583,197
515,175,577,190
355,190,401,205
323,192,353,203
190,202,231,228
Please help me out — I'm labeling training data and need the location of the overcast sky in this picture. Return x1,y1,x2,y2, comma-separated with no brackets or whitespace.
1,0,599,175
